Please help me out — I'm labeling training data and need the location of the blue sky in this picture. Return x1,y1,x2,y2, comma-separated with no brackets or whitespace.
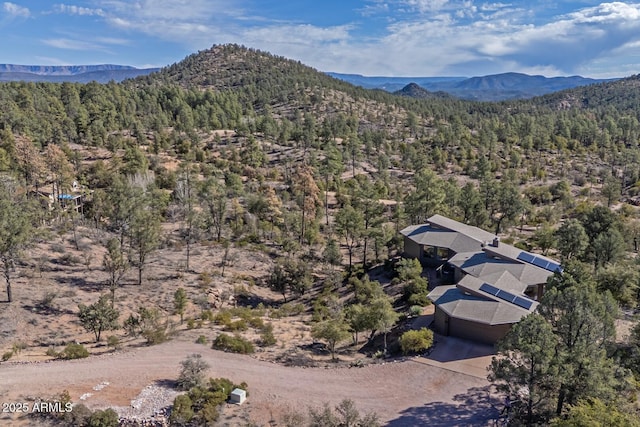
1,1,640,78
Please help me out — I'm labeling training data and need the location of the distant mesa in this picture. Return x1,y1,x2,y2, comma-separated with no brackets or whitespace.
0,64,159,83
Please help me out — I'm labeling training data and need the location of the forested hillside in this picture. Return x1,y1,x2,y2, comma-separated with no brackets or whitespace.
1,43,640,425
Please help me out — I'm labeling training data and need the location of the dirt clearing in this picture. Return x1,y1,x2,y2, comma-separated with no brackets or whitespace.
0,332,499,426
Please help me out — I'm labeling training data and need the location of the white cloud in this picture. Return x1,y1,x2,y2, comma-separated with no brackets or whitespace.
43,38,104,51
98,0,239,23
401,0,450,13
53,4,105,16
359,1,389,17
35,56,72,65
95,36,130,45
244,24,353,45
330,1,640,76
80,0,640,77
3,2,30,18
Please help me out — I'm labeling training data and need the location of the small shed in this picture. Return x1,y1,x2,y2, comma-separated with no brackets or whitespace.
230,388,246,405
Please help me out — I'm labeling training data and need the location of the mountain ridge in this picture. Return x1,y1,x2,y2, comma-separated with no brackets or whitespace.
0,64,137,75
331,71,617,101
0,53,627,101
0,64,159,83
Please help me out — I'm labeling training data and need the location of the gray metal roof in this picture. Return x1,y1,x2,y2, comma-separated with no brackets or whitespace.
427,214,497,243
402,215,559,327
449,250,554,286
458,271,530,295
400,224,486,254
428,286,531,325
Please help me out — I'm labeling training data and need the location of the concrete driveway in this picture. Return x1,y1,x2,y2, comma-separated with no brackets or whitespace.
413,333,496,379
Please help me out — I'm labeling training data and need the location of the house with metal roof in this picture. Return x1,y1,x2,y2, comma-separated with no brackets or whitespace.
401,215,561,344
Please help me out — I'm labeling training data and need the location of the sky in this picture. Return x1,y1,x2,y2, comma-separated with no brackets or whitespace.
1,1,640,78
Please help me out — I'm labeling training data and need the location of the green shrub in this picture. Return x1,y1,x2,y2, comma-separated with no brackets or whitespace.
201,309,215,322
12,341,27,354
59,253,82,266
106,336,120,350
137,307,171,345
123,314,140,337
260,323,276,347
403,277,430,307
87,408,119,427
60,402,92,426
169,378,248,425
212,333,255,354
270,302,305,318
399,328,434,355
409,305,423,317
186,318,196,329
46,347,59,358
281,302,305,316
248,316,264,329
169,395,194,425
224,319,248,332
213,311,232,325
2,351,13,361
177,353,210,391
196,335,207,344
61,343,89,359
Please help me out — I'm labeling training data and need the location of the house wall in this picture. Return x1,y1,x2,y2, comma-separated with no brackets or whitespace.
448,317,510,345
433,307,450,335
433,306,510,344
453,267,464,283
404,237,422,259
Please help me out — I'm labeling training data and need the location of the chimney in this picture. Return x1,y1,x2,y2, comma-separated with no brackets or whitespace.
493,237,500,247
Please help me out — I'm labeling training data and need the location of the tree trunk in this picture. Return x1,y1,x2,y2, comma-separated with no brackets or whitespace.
556,387,566,415
362,237,368,268
186,236,191,272
383,331,388,355
325,175,329,226
4,260,12,303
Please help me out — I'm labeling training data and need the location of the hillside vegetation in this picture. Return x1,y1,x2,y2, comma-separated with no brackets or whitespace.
0,43,640,425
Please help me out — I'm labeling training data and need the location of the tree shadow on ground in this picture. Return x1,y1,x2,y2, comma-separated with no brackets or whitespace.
387,385,502,427
425,335,495,363
54,275,103,292
154,378,178,389
21,304,74,316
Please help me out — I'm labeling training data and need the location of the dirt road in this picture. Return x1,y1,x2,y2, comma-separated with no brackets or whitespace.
0,334,498,425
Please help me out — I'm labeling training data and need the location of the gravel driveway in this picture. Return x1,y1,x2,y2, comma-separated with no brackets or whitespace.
0,335,499,426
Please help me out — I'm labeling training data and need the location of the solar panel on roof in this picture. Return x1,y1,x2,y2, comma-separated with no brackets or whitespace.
481,282,535,310
517,252,536,263
531,257,551,270
496,289,518,303
480,283,500,296
514,296,534,310
547,262,561,272
518,251,563,273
